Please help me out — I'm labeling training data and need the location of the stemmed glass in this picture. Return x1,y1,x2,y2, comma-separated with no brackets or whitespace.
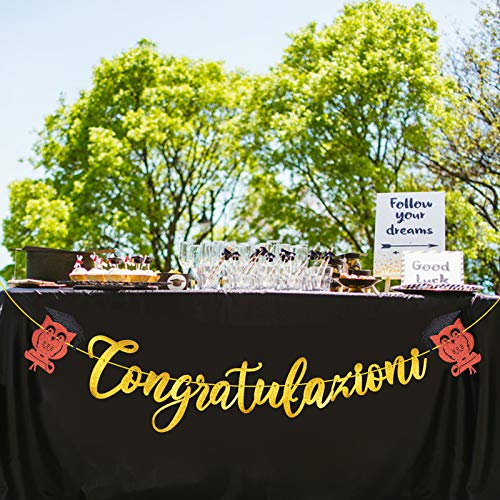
178,242,200,272
182,240,335,292
178,242,190,273
197,242,224,289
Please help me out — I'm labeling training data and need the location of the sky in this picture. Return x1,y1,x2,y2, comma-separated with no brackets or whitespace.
0,0,480,271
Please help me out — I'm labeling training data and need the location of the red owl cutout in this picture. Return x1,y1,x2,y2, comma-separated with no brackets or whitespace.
24,315,76,374
430,318,481,377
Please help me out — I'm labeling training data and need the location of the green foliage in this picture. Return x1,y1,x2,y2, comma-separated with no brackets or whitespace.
0,264,16,283
444,0,500,232
1,2,498,291
3,179,73,248
235,0,452,255
419,0,499,291
445,191,499,291
30,39,256,269
1,179,73,279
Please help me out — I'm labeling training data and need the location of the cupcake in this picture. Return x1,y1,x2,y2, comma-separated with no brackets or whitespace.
69,255,88,281
129,255,154,282
130,269,149,282
107,267,125,282
69,267,88,281
120,269,132,283
121,256,133,283
87,268,106,282
107,257,125,282
144,270,160,283
142,256,158,282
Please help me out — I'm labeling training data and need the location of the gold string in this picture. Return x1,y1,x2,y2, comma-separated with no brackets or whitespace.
1,281,498,388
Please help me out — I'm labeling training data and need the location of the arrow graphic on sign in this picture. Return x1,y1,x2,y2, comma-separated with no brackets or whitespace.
381,243,439,249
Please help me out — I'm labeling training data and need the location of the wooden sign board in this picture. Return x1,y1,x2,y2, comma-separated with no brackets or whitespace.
402,251,464,285
373,192,445,278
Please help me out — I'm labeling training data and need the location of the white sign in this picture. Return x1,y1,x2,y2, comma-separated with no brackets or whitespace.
402,251,464,285
373,192,445,278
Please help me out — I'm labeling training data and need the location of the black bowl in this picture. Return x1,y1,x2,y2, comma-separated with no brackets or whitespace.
348,269,372,276
338,277,378,289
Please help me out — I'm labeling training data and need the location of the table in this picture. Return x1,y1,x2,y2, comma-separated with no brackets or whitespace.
0,289,499,500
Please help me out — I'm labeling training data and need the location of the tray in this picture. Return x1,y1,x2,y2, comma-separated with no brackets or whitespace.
391,284,482,294
72,281,158,290
8,279,67,288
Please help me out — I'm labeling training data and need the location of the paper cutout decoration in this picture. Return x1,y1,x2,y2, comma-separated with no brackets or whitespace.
422,313,481,377
46,307,85,346
24,309,83,374
421,311,461,349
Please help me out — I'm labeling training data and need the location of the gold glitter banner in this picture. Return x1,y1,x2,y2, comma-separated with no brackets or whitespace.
88,334,427,432
1,281,498,433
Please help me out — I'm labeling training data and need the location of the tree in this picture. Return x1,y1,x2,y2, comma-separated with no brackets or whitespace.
424,1,499,229
445,191,499,292
419,0,499,291
12,39,255,270
1,179,73,280
234,0,452,256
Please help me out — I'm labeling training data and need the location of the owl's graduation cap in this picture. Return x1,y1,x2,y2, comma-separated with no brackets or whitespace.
421,310,462,351
45,308,85,347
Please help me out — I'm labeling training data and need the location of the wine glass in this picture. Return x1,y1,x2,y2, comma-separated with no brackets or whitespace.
178,242,190,273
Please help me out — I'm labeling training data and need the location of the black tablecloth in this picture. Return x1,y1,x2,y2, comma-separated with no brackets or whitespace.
0,289,499,500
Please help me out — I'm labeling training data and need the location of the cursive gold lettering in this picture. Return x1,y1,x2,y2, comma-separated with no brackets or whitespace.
87,335,429,433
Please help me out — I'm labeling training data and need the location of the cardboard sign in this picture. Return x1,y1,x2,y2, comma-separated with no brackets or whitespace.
402,251,464,285
373,192,445,278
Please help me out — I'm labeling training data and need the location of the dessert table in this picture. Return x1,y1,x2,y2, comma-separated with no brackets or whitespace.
0,288,499,500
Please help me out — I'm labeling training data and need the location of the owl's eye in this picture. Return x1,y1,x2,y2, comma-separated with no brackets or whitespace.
440,334,450,343
46,326,55,334
450,328,460,337
57,333,67,341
